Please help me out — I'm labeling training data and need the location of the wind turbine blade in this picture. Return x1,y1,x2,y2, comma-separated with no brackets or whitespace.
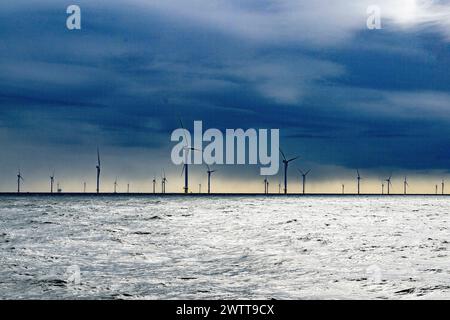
297,168,304,175
97,148,101,166
357,169,360,177
179,118,185,130
287,156,300,163
305,169,311,176
179,118,190,147
206,164,211,171
181,164,185,177
279,148,287,161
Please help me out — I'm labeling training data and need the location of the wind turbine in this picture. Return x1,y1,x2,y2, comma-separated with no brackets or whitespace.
162,170,168,194
50,170,55,194
279,148,299,194
435,184,438,195
403,177,409,195
442,179,445,195
127,183,130,194
206,165,216,194
298,168,311,195
96,148,101,194
342,184,345,194
114,178,118,193
179,119,199,194
385,175,393,195
356,169,362,195
382,182,384,195
263,177,268,194
83,182,86,193
152,176,156,194
17,169,24,193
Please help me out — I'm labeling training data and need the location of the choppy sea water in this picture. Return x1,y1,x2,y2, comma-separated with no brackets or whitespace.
0,196,449,300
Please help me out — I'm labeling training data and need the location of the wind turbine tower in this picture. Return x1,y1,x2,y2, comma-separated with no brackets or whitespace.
162,170,167,194
50,171,55,194
298,169,311,195
17,170,24,193
280,149,299,194
403,177,409,195
386,175,393,195
114,178,118,193
96,148,101,194
264,177,268,194
357,170,361,195
206,165,216,194
179,120,199,194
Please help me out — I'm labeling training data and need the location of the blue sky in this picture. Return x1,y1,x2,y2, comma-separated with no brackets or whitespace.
1,0,450,192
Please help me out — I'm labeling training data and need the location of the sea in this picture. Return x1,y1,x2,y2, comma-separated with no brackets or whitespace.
0,195,448,299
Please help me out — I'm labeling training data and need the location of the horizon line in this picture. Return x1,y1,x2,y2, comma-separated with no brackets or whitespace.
0,192,448,197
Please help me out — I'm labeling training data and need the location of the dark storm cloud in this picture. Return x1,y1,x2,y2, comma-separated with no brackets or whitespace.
1,0,450,187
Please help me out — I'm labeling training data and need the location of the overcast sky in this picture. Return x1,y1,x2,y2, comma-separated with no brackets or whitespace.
1,0,450,193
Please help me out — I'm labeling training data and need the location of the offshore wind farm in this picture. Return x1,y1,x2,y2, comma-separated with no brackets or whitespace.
1,147,448,196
